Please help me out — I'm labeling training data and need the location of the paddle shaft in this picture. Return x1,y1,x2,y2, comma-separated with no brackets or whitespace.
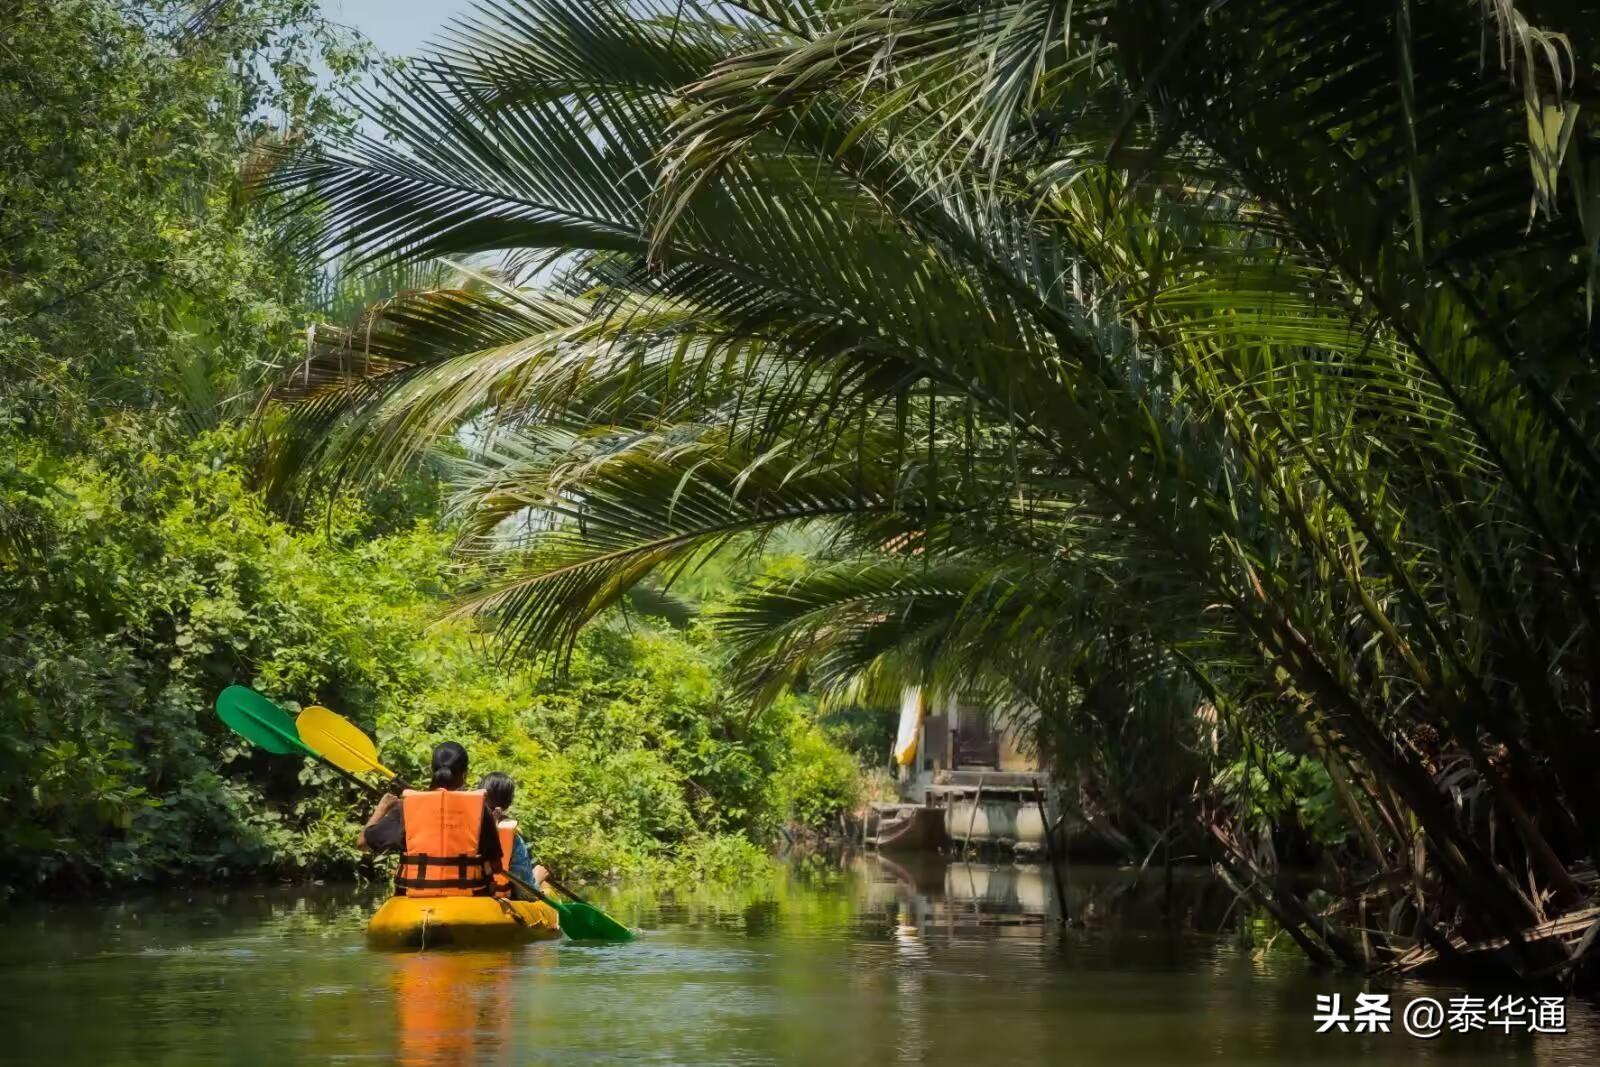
505,871,555,906
321,756,395,797
542,874,589,906
316,750,407,798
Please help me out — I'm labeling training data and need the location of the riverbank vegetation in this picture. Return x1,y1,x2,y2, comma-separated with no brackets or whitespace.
265,0,1600,984
0,0,860,902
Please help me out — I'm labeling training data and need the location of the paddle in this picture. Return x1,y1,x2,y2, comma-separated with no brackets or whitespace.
215,686,379,795
524,881,633,942
541,874,591,906
296,704,406,792
216,684,311,756
291,702,633,942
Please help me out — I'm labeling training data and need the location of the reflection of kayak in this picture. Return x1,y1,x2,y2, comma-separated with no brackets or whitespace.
392,949,515,1064
367,896,562,949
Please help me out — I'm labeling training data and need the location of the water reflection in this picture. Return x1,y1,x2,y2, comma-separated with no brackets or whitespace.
391,951,514,1066
859,852,1237,936
0,858,1596,1066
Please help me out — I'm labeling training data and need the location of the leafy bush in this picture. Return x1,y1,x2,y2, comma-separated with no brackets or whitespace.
813,705,897,766
771,717,862,829
0,0,861,903
676,835,774,885
0,428,858,898
1215,750,1352,849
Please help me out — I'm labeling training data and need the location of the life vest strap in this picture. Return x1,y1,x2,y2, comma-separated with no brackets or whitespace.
394,852,491,895
395,879,493,894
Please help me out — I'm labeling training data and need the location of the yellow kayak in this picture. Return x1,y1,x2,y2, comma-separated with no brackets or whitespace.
366,895,562,950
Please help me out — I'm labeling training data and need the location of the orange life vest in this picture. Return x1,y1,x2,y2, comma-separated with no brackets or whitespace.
491,819,519,898
394,788,491,898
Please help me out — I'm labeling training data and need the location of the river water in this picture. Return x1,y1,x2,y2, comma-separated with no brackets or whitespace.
2,855,1596,1065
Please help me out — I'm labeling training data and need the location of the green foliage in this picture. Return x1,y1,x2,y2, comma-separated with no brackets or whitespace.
0,0,372,444
0,0,861,902
371,619,851,883
814,705,897,766
2,427,388,890
1216,752,1351,850
675,835,774,885
0,428,858,896
770,717,862,829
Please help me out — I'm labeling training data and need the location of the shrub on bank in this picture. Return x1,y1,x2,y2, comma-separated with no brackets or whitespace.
0,430,860,898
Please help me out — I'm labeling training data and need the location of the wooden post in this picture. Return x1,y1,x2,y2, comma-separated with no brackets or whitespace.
1035,777,1070,927
962,775,987,859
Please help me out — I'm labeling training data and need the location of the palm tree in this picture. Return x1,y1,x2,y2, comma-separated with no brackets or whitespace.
268,0,1600,979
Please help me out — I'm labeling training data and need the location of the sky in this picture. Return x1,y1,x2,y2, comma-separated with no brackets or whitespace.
328,0,473,59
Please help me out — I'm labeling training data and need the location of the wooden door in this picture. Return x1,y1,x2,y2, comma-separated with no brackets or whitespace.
951,704,998,767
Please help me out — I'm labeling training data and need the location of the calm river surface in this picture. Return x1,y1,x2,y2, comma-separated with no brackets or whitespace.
2,855,1596,1065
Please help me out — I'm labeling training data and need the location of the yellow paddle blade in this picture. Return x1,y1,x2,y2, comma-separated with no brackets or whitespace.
296,705,397,780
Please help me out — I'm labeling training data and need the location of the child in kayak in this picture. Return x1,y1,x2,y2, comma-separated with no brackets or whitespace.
479,771,547,893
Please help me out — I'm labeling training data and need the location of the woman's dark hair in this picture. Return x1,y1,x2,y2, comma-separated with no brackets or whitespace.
429,741,469,790
480,771,515,812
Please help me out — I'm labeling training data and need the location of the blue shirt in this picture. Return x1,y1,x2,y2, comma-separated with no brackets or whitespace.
508,832,535,885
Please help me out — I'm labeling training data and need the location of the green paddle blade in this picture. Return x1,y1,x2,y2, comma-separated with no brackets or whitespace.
552,900,633,942
215,685,311,757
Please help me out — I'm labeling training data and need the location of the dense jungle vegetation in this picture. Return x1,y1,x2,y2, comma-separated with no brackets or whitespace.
0,0,861,902
262,0,1600,985
16,0,1600,992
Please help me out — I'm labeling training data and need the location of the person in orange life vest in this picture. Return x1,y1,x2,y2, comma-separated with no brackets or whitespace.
478,772,549,896
358,741,503,896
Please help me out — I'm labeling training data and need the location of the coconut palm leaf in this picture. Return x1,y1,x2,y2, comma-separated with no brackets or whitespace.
261,0,1600,972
